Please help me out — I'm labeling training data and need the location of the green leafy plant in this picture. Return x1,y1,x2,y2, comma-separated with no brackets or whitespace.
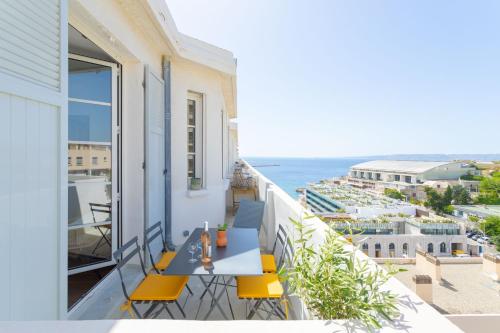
286,216,401,329
217,223,228,231
384,188,405,200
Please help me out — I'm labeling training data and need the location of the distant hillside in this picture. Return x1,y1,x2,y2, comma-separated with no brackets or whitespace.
351,154,500,162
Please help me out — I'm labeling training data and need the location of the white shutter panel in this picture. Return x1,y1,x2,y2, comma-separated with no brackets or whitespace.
0,0,67,320
0,0,61,90
144,65,166,245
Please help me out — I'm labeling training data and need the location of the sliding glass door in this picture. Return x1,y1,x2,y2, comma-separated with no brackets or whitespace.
68,54,118,274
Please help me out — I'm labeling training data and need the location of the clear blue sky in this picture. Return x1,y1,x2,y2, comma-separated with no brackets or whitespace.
167,0,500,158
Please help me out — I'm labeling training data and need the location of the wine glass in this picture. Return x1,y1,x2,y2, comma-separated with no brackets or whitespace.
197,240,202,259
187,242,197,263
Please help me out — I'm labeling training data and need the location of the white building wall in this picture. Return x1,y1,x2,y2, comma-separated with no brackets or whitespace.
355,234,466,258
0,0,67,319
422,163,473,180
72,0,235,247
171,59,228,245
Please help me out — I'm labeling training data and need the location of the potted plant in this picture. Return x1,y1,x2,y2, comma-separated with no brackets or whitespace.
190,177,202,190
285,216,403,329
216,223,228,247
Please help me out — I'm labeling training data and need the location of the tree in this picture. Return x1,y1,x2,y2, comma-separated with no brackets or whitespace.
424,186,453,215
384,188,405,200
492,235,500,250
480,216,500,237
451,185,471,205
443,186,453,204
476,177,500,204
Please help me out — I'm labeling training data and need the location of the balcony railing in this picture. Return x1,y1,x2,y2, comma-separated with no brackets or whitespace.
243,160,463,331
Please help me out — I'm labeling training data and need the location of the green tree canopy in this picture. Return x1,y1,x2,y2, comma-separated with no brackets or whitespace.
384,188,405,200
451,185,471,205
480,215,500,237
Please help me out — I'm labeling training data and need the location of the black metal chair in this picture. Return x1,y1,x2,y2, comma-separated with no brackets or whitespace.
89,202,112,255
237,237,294,320
113,236,188,319
233,199,265,233
145,221,193,295
261,224,288,273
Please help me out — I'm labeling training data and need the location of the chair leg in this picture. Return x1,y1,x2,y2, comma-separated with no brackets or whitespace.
223,276,235,320
143,302,160,318
247,299,263,319
200,276,217,300
175,300,186,318
266,300,279,320
186,283,194,296
162,303,175,319
131,303,143,319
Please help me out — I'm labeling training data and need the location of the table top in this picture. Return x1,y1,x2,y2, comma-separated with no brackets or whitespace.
164,228,263,276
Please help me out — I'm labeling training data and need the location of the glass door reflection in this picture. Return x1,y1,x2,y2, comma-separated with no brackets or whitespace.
68,55,117,273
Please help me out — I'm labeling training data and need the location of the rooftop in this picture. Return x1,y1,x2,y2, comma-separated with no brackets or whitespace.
308,183,413,209
351,160,455,174
454,205,500,217
394,263,500,315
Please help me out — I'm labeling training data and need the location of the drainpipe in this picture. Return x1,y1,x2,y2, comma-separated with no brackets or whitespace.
163,56,174,250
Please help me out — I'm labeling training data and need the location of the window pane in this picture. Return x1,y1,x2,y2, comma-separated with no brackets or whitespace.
188,127,195,153
188,99,196,126
69,102,111,142
69,59,111,103
188,155,195,178
68,225,112,270
69,144,112,182
68,182,112,227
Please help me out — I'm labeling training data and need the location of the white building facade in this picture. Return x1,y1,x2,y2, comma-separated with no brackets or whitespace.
0,0,238,320
349,160,476,186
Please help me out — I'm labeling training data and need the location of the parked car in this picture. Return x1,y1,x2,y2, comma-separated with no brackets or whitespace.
472,234,482,241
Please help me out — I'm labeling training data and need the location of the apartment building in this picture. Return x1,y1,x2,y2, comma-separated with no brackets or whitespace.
0,0,237,319
347,160,477,201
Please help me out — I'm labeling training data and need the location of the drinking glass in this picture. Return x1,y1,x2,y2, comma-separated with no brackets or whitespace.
197,240,202,259
187,242,197,263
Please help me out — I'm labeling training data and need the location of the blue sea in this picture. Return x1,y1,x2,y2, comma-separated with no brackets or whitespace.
244,157,366,198
244,154,500,198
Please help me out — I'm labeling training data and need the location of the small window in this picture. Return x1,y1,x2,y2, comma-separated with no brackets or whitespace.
76,157,83,166
427,243,434,253
394,175,401,181
402,243,409,256
376,173,381,180
405,176,412,183
362,243,369,255
68,157,72,166
92,157,98,165
389,243,395,257
187,92,203,187
440,242,446,253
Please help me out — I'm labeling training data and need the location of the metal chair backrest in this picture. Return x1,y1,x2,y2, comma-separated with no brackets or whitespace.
89,202,111,223
277,237,294,272
113,236,147,300
145,221,167,273
271,224,288,266
233,199,265,232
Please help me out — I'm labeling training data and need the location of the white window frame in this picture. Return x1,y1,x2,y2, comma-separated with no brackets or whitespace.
187,91,204,188
67,53,118,275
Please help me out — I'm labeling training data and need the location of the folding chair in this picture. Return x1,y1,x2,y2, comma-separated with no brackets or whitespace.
89,202,112,255
145,221,193,295
236,238,293,320
233,199,265,233
261,224,288,273
113,236,188,319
